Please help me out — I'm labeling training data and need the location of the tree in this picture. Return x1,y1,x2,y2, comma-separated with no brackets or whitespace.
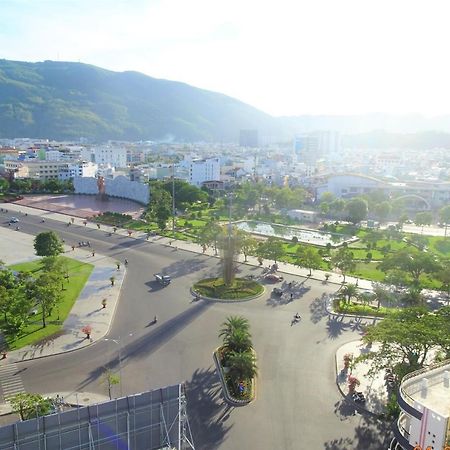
219,316,250,341
340,283,358,304
148,188,172,231
236,230,258,262
378,249,441,285
198,221,223,255
295,246,321,276
222,328,252,353
31,272,63,327
34,231,64,257
0,286,11,324
345,198,368,224
329,198,346,218
8,393,52,421
102,368,120,400
359,308,448,377
256,237,285,263
320,192,335,204
398,213,409,230
0,177,9,193
374,201,392,223
414,211,433,234
372,282,396,309
436,267,450,304
227,350,257,381
7,287,33,336
331,248,356,283
439,205,450,237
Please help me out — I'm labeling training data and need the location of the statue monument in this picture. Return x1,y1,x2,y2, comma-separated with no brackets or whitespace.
96,176,108,201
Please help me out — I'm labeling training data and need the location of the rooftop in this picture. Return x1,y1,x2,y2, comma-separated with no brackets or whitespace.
402,362,450,417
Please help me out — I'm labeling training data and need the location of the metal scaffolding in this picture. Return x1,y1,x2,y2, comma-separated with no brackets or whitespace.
0,384,195,450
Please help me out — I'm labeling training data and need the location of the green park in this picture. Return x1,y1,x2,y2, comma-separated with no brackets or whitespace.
0,230,93,351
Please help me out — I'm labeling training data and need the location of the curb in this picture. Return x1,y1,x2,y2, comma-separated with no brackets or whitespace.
190,284,266,303
326,295,384,321
334,346,382,418
213,348,255,406
3,261,126,364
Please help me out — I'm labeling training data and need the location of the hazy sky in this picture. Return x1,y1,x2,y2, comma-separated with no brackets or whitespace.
1,0,449,116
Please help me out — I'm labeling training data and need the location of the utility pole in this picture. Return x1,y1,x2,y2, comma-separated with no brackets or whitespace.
172,162,176,240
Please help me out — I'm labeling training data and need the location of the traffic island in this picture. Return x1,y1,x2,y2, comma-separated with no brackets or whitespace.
192,277,264,302
213,347,256,406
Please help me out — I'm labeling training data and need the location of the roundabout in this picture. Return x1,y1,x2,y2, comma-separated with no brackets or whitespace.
192,277,264,301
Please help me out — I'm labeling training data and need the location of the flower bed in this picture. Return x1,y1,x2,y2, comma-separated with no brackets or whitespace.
214,346,256,404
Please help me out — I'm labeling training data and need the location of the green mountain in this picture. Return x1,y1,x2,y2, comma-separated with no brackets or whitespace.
0,59,280,142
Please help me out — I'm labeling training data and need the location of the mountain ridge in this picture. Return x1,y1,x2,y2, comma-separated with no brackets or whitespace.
0,59,280,142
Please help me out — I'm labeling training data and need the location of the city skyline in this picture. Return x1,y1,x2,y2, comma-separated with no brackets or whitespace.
1,0,450,116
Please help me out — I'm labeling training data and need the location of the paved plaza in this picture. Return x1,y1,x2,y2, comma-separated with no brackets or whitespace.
14,194,145,218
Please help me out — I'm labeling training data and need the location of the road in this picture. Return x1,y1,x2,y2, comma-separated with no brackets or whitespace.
1,214,392,449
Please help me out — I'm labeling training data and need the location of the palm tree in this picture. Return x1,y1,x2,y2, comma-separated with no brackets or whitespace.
223,329,252,353
219,316,250,341
227,350,257,381
341,283,358,304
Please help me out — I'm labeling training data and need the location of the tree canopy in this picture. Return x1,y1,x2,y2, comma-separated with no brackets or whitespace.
33,231,64,257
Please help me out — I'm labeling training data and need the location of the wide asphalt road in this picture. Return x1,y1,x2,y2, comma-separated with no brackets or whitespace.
1,214,392,449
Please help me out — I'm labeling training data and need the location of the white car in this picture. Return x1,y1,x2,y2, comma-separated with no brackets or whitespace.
9,217,19,223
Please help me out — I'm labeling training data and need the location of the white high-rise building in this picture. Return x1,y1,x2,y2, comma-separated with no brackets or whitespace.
93,146,127,168
188,157,220,187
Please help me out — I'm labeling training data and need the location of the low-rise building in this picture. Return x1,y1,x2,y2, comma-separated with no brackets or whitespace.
316,173,450,210
392,360,450,450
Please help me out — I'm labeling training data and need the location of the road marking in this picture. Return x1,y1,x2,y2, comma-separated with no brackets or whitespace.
0,364,25,400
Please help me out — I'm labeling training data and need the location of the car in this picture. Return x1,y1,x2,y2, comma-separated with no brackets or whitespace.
264,273,284,283
154,273,171,286
9,217,19,223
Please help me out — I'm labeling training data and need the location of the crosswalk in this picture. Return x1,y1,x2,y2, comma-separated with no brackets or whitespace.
0,364,25,400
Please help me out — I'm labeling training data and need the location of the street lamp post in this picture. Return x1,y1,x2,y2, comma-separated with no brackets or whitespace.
172,163,176,241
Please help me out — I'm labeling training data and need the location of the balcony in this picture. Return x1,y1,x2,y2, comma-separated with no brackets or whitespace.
393,413,414,450
398,359,450,420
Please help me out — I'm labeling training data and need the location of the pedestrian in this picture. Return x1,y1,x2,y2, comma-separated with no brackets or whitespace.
97,224,100,229
288,282,292,289
116,262,120,270
290,293,293,301
72,245,75,251
71,217,74,224
87,241,91,247
124,259,128,266
92,250,95,257
356,278,359,286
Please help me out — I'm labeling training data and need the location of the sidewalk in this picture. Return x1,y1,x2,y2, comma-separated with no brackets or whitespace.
335,340,388,416
0,391,110,415
0,226,125,363
2,202,373,290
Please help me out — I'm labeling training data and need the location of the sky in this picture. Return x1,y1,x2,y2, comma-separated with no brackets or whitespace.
1,0,450,117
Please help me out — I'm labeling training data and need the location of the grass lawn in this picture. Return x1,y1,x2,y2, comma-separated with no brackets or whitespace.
6,256,94,350
193,277,264,300
350,261,386,282
334,299,394,318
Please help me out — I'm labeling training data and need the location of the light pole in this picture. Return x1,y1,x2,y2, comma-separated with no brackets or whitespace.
172,162,176,241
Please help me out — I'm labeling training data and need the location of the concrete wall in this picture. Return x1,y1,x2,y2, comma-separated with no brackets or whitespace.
73,175,150,205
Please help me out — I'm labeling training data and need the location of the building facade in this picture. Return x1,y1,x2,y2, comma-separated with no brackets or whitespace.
93,147,127,168
316,173,450,210
391,360,450,450
189,157,220,187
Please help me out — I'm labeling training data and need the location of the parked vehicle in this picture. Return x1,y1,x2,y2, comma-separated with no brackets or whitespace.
154,273,171,286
